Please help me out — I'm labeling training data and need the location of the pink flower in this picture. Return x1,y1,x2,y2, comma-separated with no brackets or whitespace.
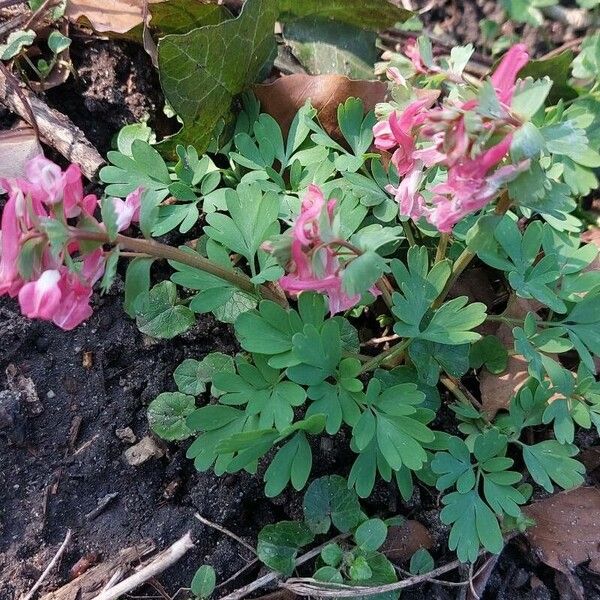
491,43,529,105
51,270,94,330
427,138,528,232
0,190,23,296
25,156,65,205
63,164,85,218
18,269,62,320
276,185,362,314
386,164,427,221
374,95,436,176
108,187,143,232
386,67,406,86
404,39,428,74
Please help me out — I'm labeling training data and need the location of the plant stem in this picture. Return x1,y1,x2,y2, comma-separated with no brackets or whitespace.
486,314,557,327
434,233,450,264
433,191,513,309
402,221,416,247
360,338,411,373
71,229,287,306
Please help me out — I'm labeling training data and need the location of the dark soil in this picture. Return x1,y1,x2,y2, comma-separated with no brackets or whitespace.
1,3,600,600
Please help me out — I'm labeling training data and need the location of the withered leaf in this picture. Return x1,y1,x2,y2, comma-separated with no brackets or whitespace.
0,125,42,179
380,520,433,563
253,73,386,138
524,487,600,574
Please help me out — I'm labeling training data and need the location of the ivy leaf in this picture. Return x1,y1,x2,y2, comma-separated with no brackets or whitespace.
257,521,314,575
135,281,195,339
302,475,362,534
158,0,278,154
148,392,195,441
522,440,585,493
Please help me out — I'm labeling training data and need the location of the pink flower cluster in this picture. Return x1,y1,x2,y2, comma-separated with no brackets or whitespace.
0,156,141,330
374,44,531,232
273,185,374,314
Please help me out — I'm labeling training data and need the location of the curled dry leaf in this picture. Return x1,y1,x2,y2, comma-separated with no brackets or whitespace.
65,0,163,34
524,487,600,574
253,73,386,138
380,519,433,563
0,124,42,179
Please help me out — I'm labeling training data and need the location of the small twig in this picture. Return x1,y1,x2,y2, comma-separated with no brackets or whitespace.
216,559,260,589
92,532,195,600
219,534,349,600
361,334,400,347
86,492,119,521
194,513,256,555
0,62,39,140
395,567,468,588
0,67,104,179
540,37,585,61
440,374,484,413
0,0,27,9
100,569,124,593
21,529,72,600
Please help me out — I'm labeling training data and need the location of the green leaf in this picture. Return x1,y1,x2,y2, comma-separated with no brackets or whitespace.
277,0,412,29
409,548,434,575
191,565,216,599
342,250,388,297
313,566,343,583
441,490,504,562
100,247,120,294
431,437,475,492
124,257,154,318
264,432,312,496
571,33,600,80
303,475,362,534
321,543,344,567
149,0,232,36
521,440,585,492
409,340,470,385
511,77,553,120
47,30,71,54
135,281,195,339
174,353,235,396
518,50,577,104
158,0,278,154
148,392,195,440
0,29,35,60
257,521,314,575
349,555,372,581
39,218,69,258
469,336,508,374
283,18,378,79
354,518,388,552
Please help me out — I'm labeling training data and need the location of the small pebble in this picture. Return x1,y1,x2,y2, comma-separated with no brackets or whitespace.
115,427,136,444
46,390,56,399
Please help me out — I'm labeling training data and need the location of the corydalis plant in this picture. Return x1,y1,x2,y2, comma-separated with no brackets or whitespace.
2,37,600,570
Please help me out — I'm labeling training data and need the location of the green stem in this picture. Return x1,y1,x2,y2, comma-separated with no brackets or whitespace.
71,229,287,306
360,338,411,374
433,190,513,309
434,233,450,264
486,315,558,327
402,221,416,247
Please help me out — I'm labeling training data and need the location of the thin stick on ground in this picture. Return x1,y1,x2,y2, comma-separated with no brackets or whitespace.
194,513,256,555
0,68,104,179
219,534,350,600
21,529,72,600
92,532,195,600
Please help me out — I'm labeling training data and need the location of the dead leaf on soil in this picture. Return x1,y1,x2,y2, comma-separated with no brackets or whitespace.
0,124,41,179
479,297,541,419
65,0,164,33
253,73,386,138
524,487,600,575
380,519,433,563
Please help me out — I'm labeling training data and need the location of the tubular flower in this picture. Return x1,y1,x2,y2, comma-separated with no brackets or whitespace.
269,185,372,314
0,155,125,330
374,44,531,231
106,187,143,232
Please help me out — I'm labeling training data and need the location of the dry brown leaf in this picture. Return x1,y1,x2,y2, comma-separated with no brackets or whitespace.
0,124,42,179
380,519,433,563
65,0,163,33
253,74,386,139
479,297,541,418
524,487,600,574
